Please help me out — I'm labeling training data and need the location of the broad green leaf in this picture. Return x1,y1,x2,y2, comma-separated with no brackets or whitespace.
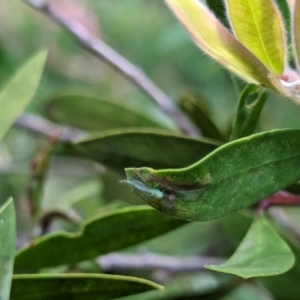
179,93,224,141
15,206,185,271
125,129,300,221
225,0,286,74
47,92,171,131
231,85,267,140
77,129,220,174
291,0,300,69
165,0,272,86
0,199,16,300
205,215,295,278
0,51,46,142
10,274,162,300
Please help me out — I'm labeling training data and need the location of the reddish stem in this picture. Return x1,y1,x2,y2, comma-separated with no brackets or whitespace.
258,191,300,212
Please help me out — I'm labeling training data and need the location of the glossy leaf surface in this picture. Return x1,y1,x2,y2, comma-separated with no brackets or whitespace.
10,274,162,300
125,129,300,221
0,51,46,141
15,206,185,271
0,199,16,300
77,129,220,174
226,0,286,74
206,215,294,278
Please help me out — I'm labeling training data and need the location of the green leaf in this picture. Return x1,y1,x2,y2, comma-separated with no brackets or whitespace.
125,129,300,221
15,206,185,271
165,0,272,86
179,93,224,141
10,274,162,300
76,129,220,174
225,0,286,74
205,215,295,278
47,92,171,131
291,0,300,69
231,85,267,140
0,199,16,300
0,51,47,142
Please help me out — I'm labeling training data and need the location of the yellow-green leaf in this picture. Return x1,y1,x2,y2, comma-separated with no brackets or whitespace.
165,0,271,86
0,51,47,142
226,0,286,74
291,0,300,70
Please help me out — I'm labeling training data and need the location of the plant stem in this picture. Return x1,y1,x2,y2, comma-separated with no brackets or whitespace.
15,113,87,142
258,190,300,212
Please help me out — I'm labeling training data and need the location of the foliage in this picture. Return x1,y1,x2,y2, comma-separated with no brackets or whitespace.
1,0,300,299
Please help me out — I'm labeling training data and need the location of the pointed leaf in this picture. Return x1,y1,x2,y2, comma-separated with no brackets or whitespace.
47,92,173,131
165,0,272,86
10,274,162,300
205,215,295,278
0,51,46,142
76,129,220,174
226,0,286,74
231,85,267,140
0,199,16,300
125,129,300,221
15,206,185,271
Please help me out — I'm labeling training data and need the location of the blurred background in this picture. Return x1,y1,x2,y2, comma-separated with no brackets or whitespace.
1,0,241,220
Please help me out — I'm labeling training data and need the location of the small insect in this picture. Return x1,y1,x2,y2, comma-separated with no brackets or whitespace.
122,179,164,199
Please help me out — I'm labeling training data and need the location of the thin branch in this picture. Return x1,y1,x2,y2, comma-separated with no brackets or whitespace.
23,0,200,136
15,113,87,142
258,191,300,213
98,252,224,273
